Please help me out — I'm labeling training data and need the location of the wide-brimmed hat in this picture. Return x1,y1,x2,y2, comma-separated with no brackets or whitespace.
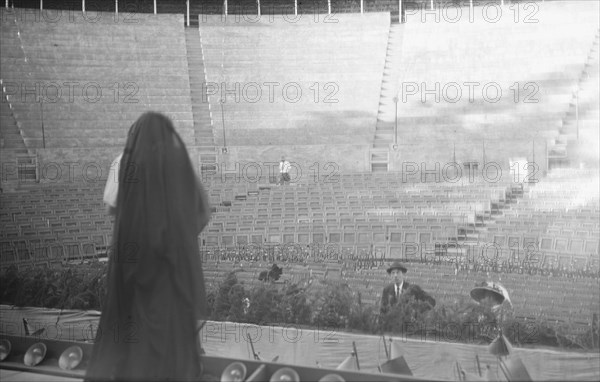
470,280,511,307
387,261,407,274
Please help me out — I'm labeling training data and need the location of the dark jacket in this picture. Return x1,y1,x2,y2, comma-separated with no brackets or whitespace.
380,281,436,314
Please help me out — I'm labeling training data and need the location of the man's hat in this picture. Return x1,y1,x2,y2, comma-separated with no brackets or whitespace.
387,261,407,274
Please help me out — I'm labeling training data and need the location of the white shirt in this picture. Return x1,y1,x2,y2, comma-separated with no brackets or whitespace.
103,153,122,208
395,281,404,297
279,160,291,173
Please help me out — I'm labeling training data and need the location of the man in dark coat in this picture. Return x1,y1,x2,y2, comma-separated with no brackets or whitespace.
380,261,436,315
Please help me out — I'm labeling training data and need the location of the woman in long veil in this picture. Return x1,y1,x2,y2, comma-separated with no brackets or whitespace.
86,112,211,381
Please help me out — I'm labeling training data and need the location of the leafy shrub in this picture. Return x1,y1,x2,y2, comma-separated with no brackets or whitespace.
0,264,106,310
311,283,353,329
0,266,21,303
246,284,283,325
204,289,216,318
280,283,311,325
347,291,378,333
1,264,597,351
211,271,241,320
227,284,247,322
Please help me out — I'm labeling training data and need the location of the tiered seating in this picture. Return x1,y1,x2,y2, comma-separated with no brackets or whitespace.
0,170,515,269
1,167,598,328
198,13,388,149
7,0,436,17
375,0,600,166
1,0,597,340
484,169,600,268
198,171,521,261
0,8,194,149
12,0,419,22
0,182,112,268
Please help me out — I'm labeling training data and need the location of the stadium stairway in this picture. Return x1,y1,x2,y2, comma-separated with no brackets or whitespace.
0,84,38,185
0,8,39,154
0,85,27,154
550,29,600,170
442,182,526,259
185,27,218,176
478,169,600,272
371,23,405,172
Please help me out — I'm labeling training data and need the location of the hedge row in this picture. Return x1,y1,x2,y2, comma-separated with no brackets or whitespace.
1,264,597,350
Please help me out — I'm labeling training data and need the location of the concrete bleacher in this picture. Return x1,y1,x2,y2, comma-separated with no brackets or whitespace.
0,0,598,338
6,0,413,24
198,13,388,148
1,166,598,330
202,176,515,277
503,169,600,267
0,8,194,150
5,166,596,279
0,181,112,267
2,2,597,174
376,0,600,170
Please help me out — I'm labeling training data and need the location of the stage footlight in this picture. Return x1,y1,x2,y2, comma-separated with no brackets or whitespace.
380,356,413,376
318,373,346,382
269,367,300,382
58,345,83,370
221,361,247,382
0,339,11,361
24,342,47,366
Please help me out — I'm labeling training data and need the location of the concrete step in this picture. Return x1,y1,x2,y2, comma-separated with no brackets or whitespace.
185,27,215,148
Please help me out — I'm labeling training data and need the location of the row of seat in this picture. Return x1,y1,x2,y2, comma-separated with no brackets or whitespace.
1,9,195,149
383,0,597,165
14,0,589,21
2,174,597,258
1,6,185,23
199,228,599,259
0,235,109,271
199,12,387,147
